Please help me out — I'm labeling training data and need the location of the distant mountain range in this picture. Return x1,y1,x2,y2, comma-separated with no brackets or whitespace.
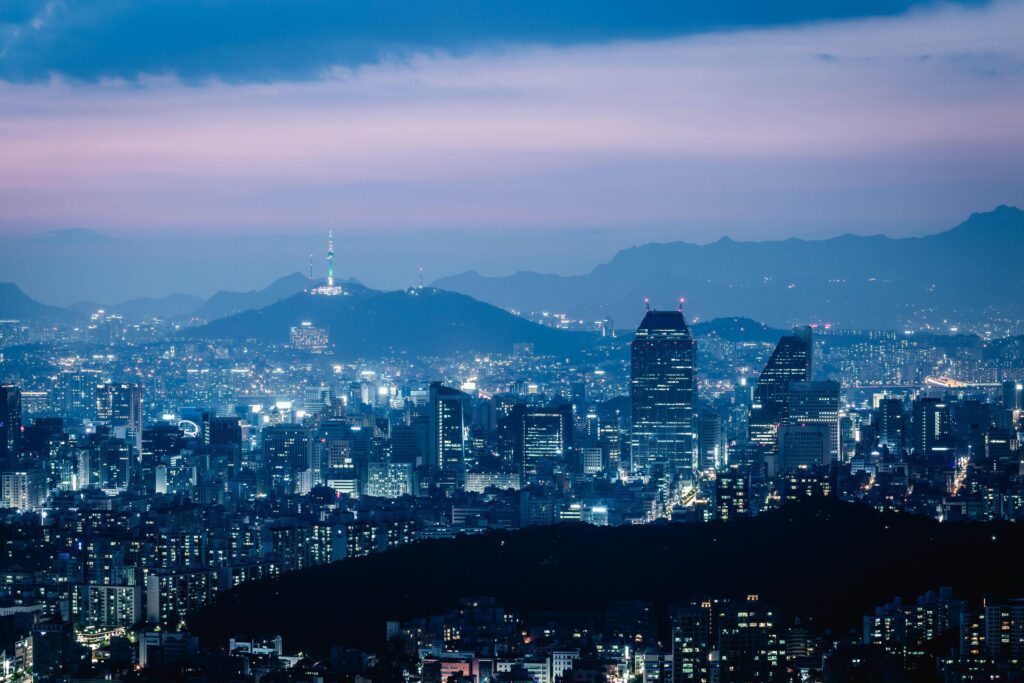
4,206,1023,334
0,282,81,321
69,293,204,319
433,206,1024,329
192,272,316,321
187,283,594,358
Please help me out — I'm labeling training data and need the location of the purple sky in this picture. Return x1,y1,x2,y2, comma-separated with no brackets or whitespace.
1,1,1023,302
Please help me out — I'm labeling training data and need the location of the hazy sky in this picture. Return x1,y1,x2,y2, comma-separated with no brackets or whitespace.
1,0,1023,303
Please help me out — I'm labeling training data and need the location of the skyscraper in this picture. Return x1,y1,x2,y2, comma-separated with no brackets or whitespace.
912,397,954,460
263,424,312,495
95,383,143,452
748,327,813,459
698,411,727,471
876,398,906,452
0,384,21,470
785,380,840,464
428,382,469,482
630,308,696,476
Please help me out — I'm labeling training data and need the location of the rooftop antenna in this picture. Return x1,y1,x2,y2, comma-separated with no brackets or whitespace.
644,297,650,312
678,296,685,312
419,267,424,289
309,253,314,281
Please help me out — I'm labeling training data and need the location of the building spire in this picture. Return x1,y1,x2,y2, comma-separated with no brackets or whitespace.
644,297,650,312
678,296,685,312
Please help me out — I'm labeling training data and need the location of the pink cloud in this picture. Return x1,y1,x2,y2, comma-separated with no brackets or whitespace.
0,0,1022,233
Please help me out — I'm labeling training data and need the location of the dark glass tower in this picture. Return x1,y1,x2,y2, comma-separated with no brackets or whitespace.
630,310,696,476
428,382,469,481
0,383,21,470
748,326,813,458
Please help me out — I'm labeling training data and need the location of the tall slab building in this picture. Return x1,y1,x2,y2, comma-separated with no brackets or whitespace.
630,309,696,476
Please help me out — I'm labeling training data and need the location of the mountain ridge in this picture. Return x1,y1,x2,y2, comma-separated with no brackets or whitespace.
186,283,596,358
432,206,1024,328
0,282,81,321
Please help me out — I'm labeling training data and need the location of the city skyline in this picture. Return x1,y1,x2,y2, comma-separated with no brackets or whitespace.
3,2,1024,681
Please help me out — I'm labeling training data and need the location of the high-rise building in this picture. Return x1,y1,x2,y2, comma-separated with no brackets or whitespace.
715,466,750,521
748,327,812,459
499,402,574,481
0,383,21,469
912,397,954,460
263,424,312,494
95,383,143,452
785,380,840,464
670,599,713,683
1002,380,1023,412
56,369,102,423
522,405,573,461
1,468,46,510
778,424,832,473
875,398,905,452
698,411,727,471
716,596,781,682
630,309,696,476
428,382,469,481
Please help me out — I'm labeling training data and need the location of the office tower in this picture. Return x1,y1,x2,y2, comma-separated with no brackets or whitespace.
1002,380,1023,412
522,405,573,460
714,465,750,521
366,461,413,498
698,411,727,471
785,380,840,463
392,421,427,466
495,401,575,482
630,308,696,476
912,397,954,460
778,424,832,473
782,465,832,502
670,600,713,683
716,596,781,682
428,382,469,480
95,438,133,490
953,400,991,459
319,419,367,494
207,415,242,447
263,424,312,494
95,382,143,452
876,398,905,452
56,369,101,423
1,383,21,469
748,327,812,459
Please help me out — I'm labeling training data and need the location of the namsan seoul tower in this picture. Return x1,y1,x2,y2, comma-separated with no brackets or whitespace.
312,229,344,296
327,229,336,288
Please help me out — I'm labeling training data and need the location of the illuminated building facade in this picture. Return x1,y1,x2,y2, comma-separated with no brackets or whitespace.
748,327,813,460
630,309,696,476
